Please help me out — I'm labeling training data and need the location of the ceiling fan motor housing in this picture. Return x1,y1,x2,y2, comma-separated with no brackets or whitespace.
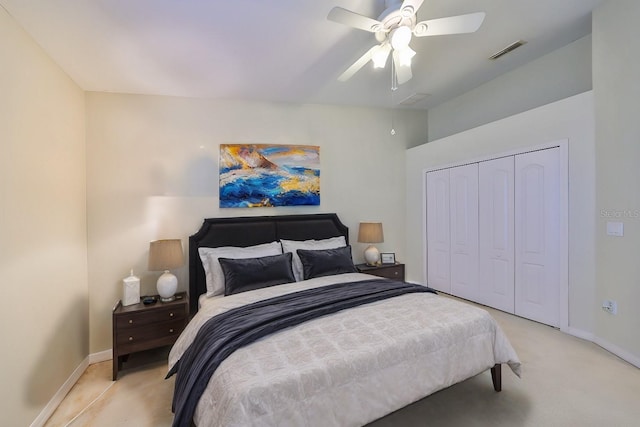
378,1,417,32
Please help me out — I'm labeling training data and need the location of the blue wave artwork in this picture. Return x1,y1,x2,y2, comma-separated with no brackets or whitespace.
219,144,320,208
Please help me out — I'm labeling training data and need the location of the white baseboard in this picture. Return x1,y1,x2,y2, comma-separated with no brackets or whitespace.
90,349,113,364
592,336,640,368
563,326,594,342
30,356,90,427
563,326,640,368
30,349,114,427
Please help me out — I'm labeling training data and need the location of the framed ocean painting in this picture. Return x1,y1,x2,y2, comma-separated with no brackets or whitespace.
219,144,320,208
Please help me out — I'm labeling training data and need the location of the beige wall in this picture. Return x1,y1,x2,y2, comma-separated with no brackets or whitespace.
593,0,640,359
86,92,427,353
0,7,87,427
406,92,596,334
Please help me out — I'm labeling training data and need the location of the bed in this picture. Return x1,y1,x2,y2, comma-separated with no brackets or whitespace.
168,213,521,427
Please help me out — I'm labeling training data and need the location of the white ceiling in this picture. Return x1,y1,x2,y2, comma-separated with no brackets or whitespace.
1,0,603,110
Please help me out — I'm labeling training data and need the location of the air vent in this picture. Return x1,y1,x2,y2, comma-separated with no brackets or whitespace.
399,93,430,106
489,40,527,60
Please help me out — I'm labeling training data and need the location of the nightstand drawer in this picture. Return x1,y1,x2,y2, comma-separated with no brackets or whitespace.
116,319,185,350
373,265,404,280
116,305,187,329
356,263,405,281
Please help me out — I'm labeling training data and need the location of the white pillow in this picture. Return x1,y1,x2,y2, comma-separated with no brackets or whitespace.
281,236,347,281
199,241,282,297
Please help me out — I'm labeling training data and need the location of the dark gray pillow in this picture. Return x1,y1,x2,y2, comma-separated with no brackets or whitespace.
297,246,357,280
219,252,295,296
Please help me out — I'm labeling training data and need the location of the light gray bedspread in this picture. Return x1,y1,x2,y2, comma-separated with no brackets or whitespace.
169,273,521,427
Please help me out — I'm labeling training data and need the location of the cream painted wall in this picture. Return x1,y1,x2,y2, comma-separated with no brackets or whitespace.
0,7,87,427
593,0,640,359
406,92,596,334
86,92,427,353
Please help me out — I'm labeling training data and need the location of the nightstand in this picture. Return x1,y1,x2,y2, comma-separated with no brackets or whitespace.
112,292,188,380
356,263,405,281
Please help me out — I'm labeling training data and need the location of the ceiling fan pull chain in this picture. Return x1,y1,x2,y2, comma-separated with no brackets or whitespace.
391,61,397,136
391,55,398,91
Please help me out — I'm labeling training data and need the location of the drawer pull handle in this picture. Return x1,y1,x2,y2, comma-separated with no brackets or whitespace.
170,313,174,317
128,337,133,341
129,320,133,324
394,271,398,275
169,329,174,333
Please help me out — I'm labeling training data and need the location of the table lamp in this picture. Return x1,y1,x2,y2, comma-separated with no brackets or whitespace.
358,222,384,266
148,239,184,302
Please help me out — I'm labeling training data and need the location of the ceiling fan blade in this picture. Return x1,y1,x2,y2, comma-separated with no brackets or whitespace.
400,0,425,17
413,12,486,37
328,7,383,33
338,45,379,82
392,50,413,85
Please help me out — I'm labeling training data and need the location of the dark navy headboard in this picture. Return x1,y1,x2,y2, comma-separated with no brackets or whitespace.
188,213,349,314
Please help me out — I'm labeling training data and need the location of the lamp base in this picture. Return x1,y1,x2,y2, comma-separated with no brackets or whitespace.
157,270,177,302
364,245,380,266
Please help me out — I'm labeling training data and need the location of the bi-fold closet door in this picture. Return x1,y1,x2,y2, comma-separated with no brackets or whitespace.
514,149,561,326
426,163,478,302
426,147,561,327
478,156,515,313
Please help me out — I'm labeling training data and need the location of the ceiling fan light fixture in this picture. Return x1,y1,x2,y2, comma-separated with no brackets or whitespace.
397,46,416,67
372,44,392,68
328,2,486,84
391,26,412,50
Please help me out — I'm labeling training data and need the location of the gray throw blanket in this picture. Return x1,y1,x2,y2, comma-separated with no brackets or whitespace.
167,279,436,427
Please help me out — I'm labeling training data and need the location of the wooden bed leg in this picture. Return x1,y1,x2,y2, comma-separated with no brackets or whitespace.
491,364,502,392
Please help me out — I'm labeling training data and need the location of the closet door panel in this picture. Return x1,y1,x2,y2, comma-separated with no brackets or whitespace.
426,169,451,293
449,164,479,301
478,157,515,312
515,148,560,327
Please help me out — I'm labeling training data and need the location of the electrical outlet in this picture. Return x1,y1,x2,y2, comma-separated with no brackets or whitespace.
602,300,618,315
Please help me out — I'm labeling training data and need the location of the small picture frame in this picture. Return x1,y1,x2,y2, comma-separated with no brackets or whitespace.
380,252,396,265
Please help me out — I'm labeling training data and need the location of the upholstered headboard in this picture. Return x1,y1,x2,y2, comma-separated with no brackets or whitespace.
188,213,349,314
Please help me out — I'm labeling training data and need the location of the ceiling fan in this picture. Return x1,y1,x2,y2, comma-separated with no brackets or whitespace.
328,0,485,85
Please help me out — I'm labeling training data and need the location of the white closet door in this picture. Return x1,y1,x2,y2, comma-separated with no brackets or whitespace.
478,157,515,313
426,169,451,293
449,164,479,301
515,148,561,327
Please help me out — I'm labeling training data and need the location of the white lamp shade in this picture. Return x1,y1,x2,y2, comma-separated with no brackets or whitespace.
157,271,178,302
398,46,416,66
391,26,412,50
372,44,391,68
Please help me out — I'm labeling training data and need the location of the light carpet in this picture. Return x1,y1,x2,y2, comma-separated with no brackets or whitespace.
44,298,640,427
